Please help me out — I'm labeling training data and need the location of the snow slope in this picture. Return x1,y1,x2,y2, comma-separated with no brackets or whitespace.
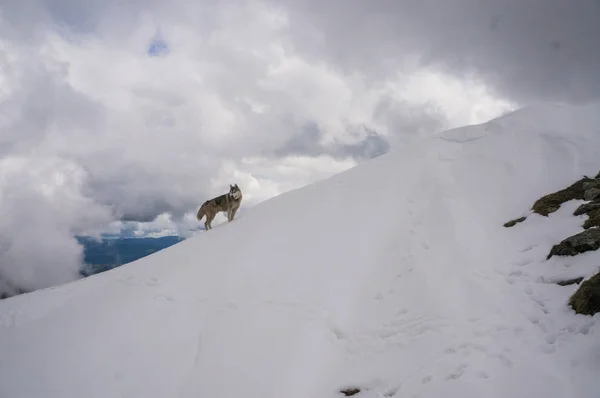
2,103,600,398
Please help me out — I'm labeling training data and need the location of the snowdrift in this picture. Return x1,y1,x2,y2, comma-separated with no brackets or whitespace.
2,103,600,398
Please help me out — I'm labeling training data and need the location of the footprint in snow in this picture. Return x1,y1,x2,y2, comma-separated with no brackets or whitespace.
520,244,538,253
446,364,468,380
155,294,174,302
509,270,528,277
515,258,534,267
475,370,489,379
145,277,160,287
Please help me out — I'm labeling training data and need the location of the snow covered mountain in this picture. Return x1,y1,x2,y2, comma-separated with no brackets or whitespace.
1,103,600,398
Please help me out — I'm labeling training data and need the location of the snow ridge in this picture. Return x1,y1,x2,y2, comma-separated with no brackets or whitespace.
1,102,600,398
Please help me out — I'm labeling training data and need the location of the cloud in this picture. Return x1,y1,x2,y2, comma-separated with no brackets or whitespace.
0,0,522,295
0,156,113,298
274,121,390,160
266,0,600,104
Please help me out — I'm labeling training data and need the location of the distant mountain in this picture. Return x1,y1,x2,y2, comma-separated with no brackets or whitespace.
77,235,185,276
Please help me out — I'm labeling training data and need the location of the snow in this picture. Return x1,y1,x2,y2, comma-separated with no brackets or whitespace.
2,102,600,398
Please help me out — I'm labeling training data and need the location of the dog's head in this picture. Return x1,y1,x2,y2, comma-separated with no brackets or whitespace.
229,183,242,200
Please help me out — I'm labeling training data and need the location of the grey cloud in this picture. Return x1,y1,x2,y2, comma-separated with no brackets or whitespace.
0,157,113,298
270,0,600,104
275,99,447,160
348,131,390,160
274,120,390,160
372,97,448,145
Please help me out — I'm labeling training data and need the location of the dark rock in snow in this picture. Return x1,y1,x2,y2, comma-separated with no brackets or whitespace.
584,188,600,201
504,216,527,228
569,272,600,315
582,180,600,190
547,228,600,259
340,388,361,396
556,277,585,286
583,181,600,201
583,209,600,229
532,177,595,216
574,200,600,216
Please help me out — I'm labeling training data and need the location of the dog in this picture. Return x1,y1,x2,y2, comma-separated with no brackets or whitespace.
196,184,243,230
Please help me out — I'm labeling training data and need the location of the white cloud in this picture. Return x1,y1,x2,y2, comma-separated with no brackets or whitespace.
0,156,113,296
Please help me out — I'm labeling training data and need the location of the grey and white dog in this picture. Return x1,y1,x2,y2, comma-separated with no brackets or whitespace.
196,184,243,230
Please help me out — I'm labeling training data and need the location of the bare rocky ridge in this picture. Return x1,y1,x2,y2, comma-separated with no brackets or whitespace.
583,208,600,229
504,170,600,315
582,181,600,201
547,228,600,259
531,177,597,217
568,273,600,315
574,200,600,216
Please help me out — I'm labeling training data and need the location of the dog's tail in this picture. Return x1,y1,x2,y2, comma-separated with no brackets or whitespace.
196,202,206,221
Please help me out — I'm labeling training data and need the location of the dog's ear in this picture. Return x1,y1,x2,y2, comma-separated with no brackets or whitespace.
230,184,234,189
235,183,239,189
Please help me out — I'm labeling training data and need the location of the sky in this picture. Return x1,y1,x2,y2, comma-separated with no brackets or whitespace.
0,0,599,296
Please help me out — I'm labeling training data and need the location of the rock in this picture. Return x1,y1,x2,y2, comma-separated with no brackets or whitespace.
584,188,600,201
569,272,600,315
532,177,595,216
574,200,600,216
503,216,527,228
583,180,600,190
583,181,600,200
547,228,600,259
556,277,584,286
583,208,600,229
340,388,361,396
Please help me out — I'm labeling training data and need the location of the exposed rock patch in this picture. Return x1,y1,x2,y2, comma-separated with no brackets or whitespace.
583,180,600,201
506,171,600,315
569,272,600,315
556,277,585,286
340,388,361,396
574,200,600,216
585,188,600,201
583,209,600,229
503,216,527,228
547,228,600,259
531,177,595,216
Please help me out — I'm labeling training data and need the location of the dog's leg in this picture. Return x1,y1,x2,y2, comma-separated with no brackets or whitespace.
205,212,214,230
231,207,238,221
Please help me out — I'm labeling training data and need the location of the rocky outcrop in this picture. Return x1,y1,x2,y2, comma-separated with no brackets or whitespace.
583,209,600,229
505,170,600,316
569,272,600,315
505,171,600,227
582,180,600,201
547,228,600,259
531,177,596,216
573,198,600,229
574,200,600,216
